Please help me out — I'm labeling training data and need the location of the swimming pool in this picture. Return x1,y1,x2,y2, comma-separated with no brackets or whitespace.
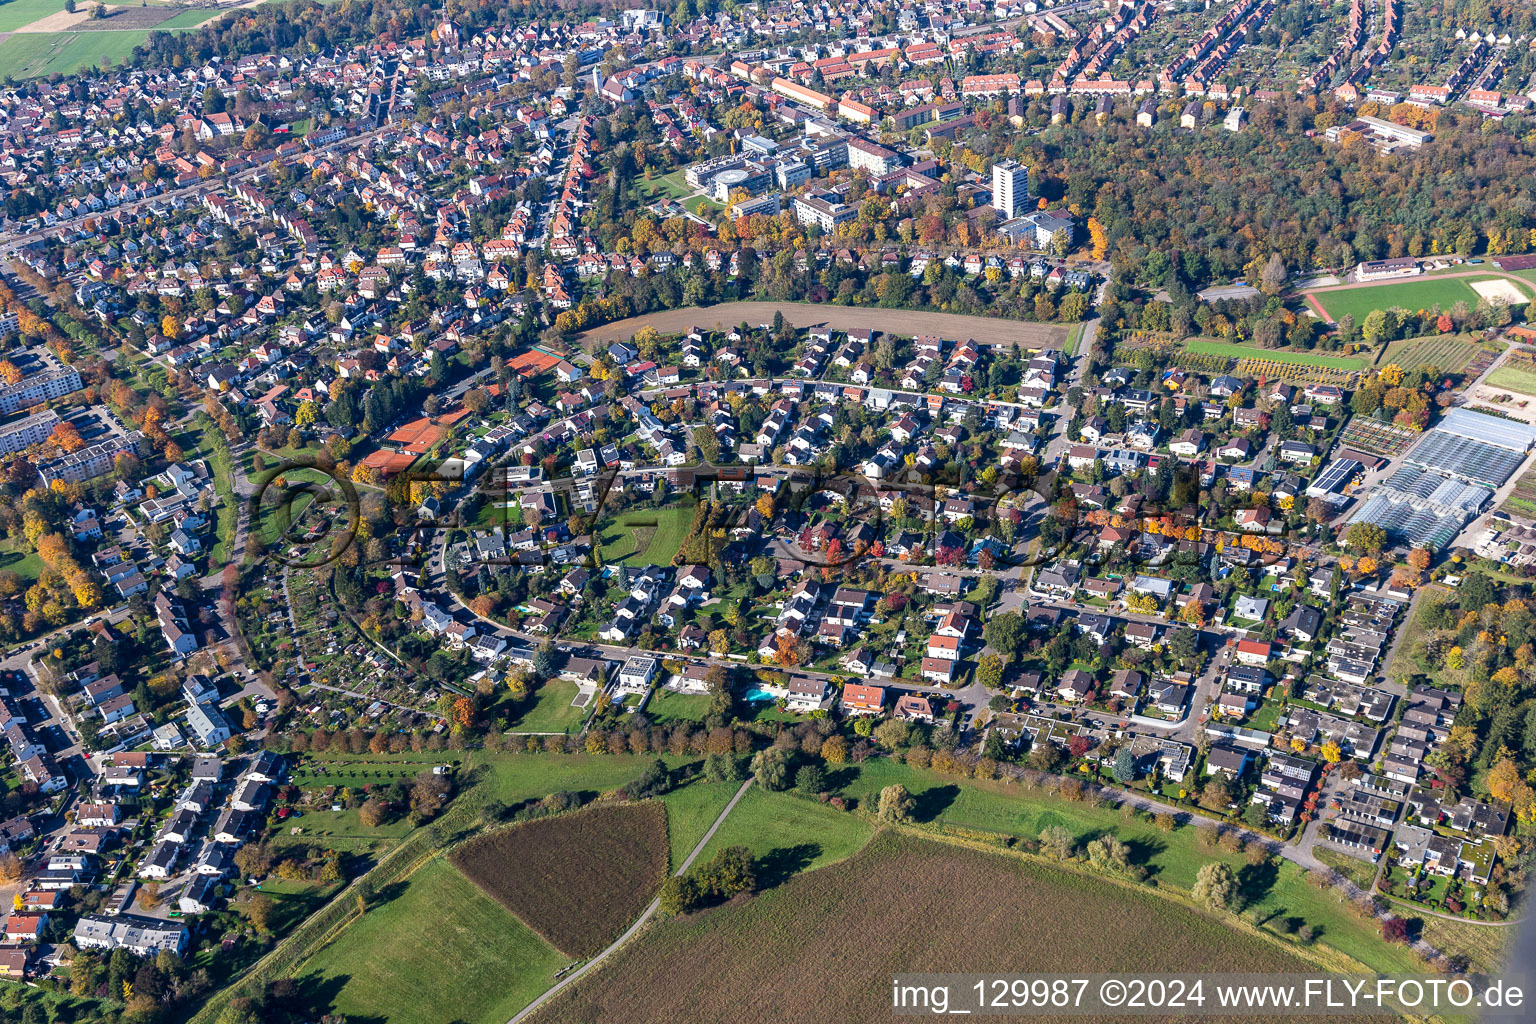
742,687,776,702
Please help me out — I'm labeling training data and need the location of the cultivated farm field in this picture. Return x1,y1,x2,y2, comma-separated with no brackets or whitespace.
1183,339,1367,371
0,29,149,77
530,832,1330,1024
574,302,1070,352
1484,350,1536,397
450,801,669,956
1377,333,1487,373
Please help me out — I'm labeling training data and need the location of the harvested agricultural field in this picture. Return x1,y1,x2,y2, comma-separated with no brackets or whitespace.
450,801,668,956
530,832,1333,1024
573,302,1068,352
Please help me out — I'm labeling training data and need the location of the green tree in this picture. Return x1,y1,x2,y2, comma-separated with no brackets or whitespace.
1039,824,1075,859
795,763,826,794
1192,861,1239,912
751,747,792,791
1086,834,1131,872
1344,521,1386,554
1112,747,1138,783
877,783,916,824
982,611,1027,660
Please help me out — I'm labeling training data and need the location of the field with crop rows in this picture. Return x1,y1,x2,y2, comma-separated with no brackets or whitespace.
530,832,1328,1024
1377,334,1485,373
1184,339,1368,370
1485,350,1536,397
1338,419,1418,457
450,801,668,956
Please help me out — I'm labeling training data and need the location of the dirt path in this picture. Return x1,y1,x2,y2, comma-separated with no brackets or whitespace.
573,302,1070,352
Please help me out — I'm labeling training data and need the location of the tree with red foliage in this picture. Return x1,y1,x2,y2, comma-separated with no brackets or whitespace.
1380,917,1410,944
1068,735,1091,759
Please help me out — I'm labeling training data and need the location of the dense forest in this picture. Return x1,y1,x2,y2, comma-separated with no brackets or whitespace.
994,100,1536,289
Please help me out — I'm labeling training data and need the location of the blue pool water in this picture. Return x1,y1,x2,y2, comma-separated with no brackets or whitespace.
743,687,776,702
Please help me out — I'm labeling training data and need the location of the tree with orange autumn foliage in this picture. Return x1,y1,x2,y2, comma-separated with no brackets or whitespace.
50,421,85,453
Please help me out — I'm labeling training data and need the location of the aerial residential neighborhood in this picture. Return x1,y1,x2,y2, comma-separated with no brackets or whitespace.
0,0,1532,1021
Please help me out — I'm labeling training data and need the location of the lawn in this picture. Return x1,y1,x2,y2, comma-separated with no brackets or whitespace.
636,170,691,201
473,751,700,808
645,687,713,723
0,538,44,582
529,832,1327,1024
658,779,742,870
153,7,224,29
692,787,875,881
1245,699,1283,733
1183,339,1367,370
0,30,152,78
508,680,590,733
450,803,669,957
1484,363,1536,397
269,804,416,854
1313,845,1378,890
1308,277,1530,324
683,194,721,216
205,441,239,567
296,857,567,1024
1064,321,1085,356
597,504,694,565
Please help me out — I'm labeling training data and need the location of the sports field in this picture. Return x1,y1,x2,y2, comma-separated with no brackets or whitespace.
1183,339,1367,370
1307,276,1531,324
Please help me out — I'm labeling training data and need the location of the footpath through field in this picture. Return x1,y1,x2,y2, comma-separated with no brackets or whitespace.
507,775,756,1024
